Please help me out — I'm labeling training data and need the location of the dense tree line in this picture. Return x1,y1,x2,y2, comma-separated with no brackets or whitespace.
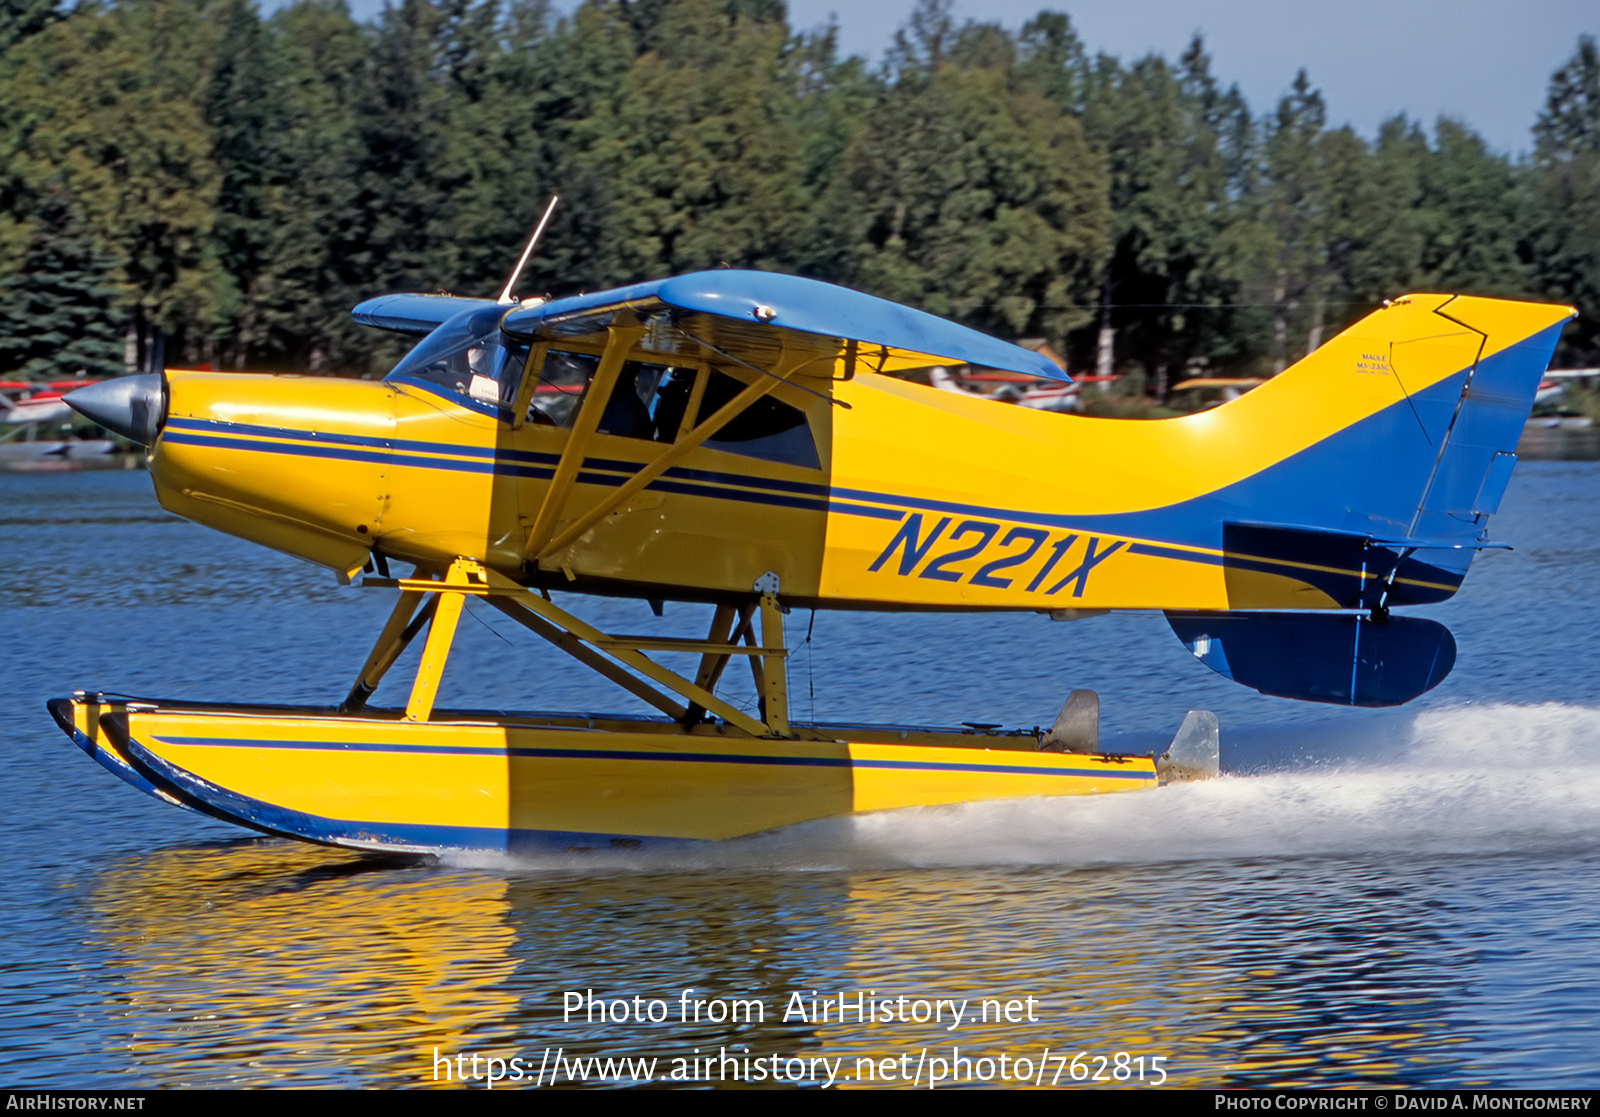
2,0,1598,388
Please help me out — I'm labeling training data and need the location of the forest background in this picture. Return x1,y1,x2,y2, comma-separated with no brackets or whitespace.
2,0,1599,396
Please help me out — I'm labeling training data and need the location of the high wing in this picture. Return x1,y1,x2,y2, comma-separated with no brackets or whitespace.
356,270,1068,381
351,293,499,335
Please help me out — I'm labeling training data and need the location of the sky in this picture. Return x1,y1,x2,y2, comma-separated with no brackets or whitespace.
320,0,1599,157
782,0,1600,157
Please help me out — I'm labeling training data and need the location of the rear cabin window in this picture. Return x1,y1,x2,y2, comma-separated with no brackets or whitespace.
695,370,820,469
531,353,820,470
596,362,694,443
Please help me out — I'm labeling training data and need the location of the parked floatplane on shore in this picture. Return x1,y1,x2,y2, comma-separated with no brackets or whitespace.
52,242,1572,852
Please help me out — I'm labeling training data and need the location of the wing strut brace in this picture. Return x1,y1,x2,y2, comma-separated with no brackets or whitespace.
352,559,806,740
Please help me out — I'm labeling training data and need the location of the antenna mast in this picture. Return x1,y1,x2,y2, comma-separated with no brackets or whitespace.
497,195,559,305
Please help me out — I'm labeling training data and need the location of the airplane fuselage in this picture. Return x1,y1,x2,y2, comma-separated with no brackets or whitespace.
144,289,1568,618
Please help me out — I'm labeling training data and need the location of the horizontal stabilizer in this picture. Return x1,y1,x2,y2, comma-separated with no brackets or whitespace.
1221,522,1488,610
1166,611,1456,707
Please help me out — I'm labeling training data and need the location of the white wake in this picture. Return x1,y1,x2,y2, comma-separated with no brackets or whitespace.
453,703,1600,872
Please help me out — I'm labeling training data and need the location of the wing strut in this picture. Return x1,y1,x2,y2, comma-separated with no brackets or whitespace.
524,320,646,556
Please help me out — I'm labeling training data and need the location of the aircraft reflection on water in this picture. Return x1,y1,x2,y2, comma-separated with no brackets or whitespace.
73,839,1483,1089
50,243,1573,854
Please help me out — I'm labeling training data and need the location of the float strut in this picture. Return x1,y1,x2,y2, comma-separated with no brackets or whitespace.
341,590,436,713
681,603,741,728
756,590,788,736
403,559,480,722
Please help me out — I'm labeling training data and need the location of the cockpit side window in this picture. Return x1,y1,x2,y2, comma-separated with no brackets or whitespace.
526,350,599,428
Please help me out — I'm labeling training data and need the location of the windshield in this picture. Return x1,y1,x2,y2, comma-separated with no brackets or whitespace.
385,307,530,412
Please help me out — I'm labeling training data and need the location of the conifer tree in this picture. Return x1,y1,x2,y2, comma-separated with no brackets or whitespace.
255,0,372,370
587,0,808,283
1074,37,1254,390
1534,35,1600,159
1260,70,1327,373
1529,35,1600,362
1417,119,1527,297
0,0,60,50
354,0,457,294
826,42,1108,349
0,0,223,373
0,188,125,378
205,0,278,367
0,0,1586,383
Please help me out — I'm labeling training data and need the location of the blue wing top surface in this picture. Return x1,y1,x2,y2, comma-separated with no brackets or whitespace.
357,271,1068,382
351,293,500,334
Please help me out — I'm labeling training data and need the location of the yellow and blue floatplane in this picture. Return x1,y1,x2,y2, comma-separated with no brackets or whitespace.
53,269,1572,853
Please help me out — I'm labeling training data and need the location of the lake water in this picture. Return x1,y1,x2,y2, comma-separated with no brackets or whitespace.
2,464,1598,1089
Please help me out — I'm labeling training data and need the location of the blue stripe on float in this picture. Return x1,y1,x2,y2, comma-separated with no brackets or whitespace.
853,756,1153,780
54,719,171,802
123,733,555,851
127,731,1149,853
152,734,1150,780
